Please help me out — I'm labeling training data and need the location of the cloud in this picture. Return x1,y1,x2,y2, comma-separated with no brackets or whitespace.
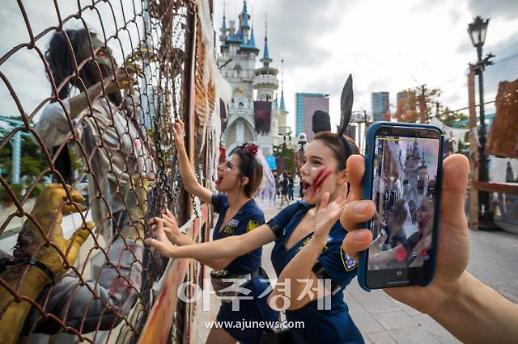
484,34,518,99
456,32,518,109
3,0,517,139
467,0,518,20
216,0,347,69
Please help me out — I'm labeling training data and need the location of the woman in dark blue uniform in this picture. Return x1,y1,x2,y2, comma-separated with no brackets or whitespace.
147,131,364,343
151,121,278,344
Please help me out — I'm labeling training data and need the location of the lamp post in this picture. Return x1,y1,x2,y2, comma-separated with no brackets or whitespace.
280,130,292,148
297,133,307,152
297,133,307,198
467,16,494,226
296,133,307,168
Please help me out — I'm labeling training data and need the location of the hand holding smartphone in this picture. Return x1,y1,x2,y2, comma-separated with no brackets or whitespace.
358,122,443,291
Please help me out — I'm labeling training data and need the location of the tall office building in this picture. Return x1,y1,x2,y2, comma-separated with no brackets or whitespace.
295,93,329,141
371,92,389,122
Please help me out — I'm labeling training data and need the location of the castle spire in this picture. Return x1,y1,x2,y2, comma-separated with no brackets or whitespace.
219,0,228,43
261,15,272,66
280,59,286,112
248,27,257,48
240,0,250,29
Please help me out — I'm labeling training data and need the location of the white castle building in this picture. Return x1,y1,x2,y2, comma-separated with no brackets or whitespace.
217,1,289,156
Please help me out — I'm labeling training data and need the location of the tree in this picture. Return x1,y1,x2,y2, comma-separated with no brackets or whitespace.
417,85,441,122
396,85,441,123
273,144,296,174
438,107,468,127
0,118,49,183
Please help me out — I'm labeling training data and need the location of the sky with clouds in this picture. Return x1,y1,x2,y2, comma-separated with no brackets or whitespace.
215,0,518,128
1,0,517,132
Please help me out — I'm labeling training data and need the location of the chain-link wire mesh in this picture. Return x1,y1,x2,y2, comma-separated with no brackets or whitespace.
0,0,215,343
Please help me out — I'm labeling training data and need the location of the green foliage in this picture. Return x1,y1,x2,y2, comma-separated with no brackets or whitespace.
0,126,51,183
415,85,441,121
438,108,468,127
0,183,23,205
0,183,44,205
273,144,296,174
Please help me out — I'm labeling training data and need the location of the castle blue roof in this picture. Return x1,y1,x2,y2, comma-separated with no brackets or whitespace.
248,28,256,47
261,36,272,63
226,30,242,44
279,91,286,112
240,1,250,29
240,27,258,51
241,15,250,29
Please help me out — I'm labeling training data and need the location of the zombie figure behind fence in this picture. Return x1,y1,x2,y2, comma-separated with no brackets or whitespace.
9,28,156,337
35,28,155,240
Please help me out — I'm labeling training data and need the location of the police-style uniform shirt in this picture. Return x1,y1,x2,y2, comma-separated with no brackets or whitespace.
211,194,264,274
268,201,364,344
211,194,279,344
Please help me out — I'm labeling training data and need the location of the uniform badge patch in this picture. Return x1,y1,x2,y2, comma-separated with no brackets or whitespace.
247,220,259,232
222,225,235,234
340,249,358,271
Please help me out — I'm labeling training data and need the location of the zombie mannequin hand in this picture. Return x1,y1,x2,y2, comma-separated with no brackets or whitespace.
119,175,153,241
16,184,93,274
0,184,92,344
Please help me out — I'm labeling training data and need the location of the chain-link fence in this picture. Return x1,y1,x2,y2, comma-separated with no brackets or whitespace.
0,0,221,342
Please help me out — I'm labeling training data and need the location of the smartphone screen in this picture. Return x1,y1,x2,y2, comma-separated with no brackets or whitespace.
365,125,442,288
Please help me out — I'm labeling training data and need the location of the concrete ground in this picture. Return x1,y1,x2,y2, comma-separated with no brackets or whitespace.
192,200,518,343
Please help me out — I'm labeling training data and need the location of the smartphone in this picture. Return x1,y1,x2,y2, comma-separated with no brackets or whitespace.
358,122,443,291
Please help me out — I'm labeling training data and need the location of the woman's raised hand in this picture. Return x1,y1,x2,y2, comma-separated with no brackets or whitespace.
145,214,179,257
163,209,193,246
313,192,347,244
171,120,186,149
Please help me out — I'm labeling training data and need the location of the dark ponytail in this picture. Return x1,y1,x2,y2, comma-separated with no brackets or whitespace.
230,143,263,198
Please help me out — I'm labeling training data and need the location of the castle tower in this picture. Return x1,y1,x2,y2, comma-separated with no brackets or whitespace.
218,2,284,158
253,20,279,101
251,18,279,155
217,1,261,154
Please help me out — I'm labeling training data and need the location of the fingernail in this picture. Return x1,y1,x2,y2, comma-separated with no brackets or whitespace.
353,201,369,213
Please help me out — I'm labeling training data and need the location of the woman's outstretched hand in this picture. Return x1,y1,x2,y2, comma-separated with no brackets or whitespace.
149,209,193,246
171,120,186,150
313,192,347,244
145,215,178,257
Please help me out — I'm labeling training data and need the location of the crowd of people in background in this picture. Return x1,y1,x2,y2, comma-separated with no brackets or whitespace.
273,171,297,207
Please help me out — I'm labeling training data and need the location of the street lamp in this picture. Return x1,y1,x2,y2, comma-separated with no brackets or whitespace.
279,130,292,148
467,16,494,226
296,133,308,198
296,133,307,168
297,133,307,152
468,17,488,50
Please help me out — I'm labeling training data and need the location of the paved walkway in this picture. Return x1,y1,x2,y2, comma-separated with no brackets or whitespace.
193,201,518,343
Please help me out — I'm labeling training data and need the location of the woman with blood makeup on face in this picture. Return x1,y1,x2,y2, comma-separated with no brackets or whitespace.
150,120,278,344
146,131,365,343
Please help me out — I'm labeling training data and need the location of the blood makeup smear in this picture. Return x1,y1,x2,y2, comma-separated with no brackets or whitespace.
310,167,332,195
